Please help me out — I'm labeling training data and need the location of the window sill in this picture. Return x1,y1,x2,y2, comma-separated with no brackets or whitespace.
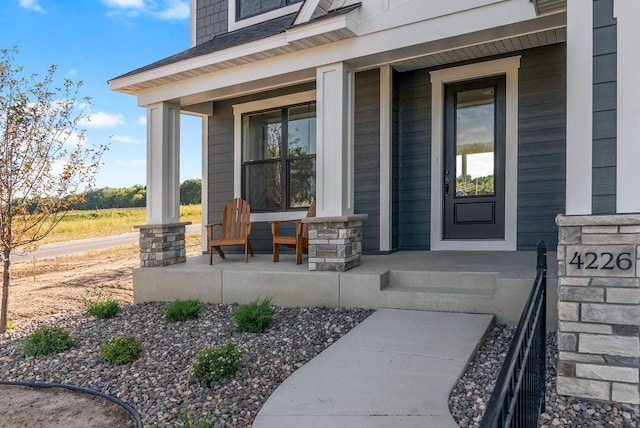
250,211,308,223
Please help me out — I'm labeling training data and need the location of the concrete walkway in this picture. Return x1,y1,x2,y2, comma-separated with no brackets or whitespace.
254,309,494,428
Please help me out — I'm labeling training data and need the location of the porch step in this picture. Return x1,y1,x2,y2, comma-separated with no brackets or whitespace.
383,271,498,297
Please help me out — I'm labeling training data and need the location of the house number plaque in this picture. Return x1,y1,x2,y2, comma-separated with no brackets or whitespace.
565,245,636,277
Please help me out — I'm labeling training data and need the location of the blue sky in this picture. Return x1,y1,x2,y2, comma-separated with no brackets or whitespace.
0,0,202,189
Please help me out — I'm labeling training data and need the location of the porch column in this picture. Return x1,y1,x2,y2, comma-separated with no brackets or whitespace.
310,62,366,271
135,101,189,267
614,0,640,213
316,62,354,217
565,0,593,215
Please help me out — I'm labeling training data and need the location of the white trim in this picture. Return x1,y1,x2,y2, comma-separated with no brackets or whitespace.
294,0,320,25
614,0,640,213
316,62,355,217
200,113,208,252
565,0,593,215
232,90,316,199
379,65,392,251
429,56,520,251
228,2,303,32
146,102,181,224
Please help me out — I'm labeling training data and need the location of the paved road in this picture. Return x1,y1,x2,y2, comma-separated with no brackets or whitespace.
10,224,201,264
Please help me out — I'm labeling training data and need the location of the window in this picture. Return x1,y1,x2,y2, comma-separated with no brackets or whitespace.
237,0,303,21
242,102,316,211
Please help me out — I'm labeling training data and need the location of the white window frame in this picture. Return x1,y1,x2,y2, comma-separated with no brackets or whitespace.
233,90,316,222
429,56,520,251
228,0,304,32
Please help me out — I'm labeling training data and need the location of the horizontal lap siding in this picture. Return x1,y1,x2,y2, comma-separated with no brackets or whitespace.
355,70,381,254
592,0,617,214
517,43,567,250
207,83,315,254
397,69,431,250
392,70,400,249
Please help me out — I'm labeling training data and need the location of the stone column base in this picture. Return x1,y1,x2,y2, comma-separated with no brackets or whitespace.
303,214,368,272
134,222,191,267
556,214,640,408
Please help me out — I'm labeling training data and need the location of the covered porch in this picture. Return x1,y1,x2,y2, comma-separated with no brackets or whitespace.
133,249,559,328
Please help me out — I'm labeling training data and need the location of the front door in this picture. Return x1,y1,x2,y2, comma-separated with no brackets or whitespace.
443,76,506,240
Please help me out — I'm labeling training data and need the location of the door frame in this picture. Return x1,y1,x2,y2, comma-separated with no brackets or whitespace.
429,56,520,251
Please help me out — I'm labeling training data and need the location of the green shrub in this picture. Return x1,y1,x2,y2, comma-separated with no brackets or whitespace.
191,341,243,384
181,412,216,428
23,326,75,356
165,299,201,322
100,335,142,364
86,298,120,319
232,298,274,333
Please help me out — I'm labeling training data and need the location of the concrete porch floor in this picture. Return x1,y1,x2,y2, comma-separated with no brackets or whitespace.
133,250,558,327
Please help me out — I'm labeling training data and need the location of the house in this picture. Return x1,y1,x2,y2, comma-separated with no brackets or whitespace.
110,0,640,406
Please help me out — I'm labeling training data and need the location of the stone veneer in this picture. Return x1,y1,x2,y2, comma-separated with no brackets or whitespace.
134,222,191,267
556,214,640,408
302,214,368,271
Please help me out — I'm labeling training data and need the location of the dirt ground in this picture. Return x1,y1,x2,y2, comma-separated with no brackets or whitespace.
1,235,202,427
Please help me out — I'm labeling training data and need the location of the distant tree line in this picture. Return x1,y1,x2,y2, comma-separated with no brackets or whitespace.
71,179,202,210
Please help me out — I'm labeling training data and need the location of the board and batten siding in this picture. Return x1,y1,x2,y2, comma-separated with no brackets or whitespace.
592,0,617,214
517,43,567,250
396,69,432,250
207,83,316,254
354,69,381,254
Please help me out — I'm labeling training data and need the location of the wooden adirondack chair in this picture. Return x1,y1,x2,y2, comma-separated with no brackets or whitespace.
206,198,254,265
270,199,316,265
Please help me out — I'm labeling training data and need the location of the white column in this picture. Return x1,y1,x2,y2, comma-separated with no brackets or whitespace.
316,62,355,217
379,65,393,251
146,101,181,224
614,0,640,213
565,0,593,215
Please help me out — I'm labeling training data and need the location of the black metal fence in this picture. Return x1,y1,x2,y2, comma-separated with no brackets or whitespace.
480,241,547,428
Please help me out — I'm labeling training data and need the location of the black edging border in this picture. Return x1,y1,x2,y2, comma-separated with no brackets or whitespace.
0,380,143,427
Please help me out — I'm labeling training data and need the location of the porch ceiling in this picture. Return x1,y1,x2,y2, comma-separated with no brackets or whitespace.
391,27,566,72
531,0,567,16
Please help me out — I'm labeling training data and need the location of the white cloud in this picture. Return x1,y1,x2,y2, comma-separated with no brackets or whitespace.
137,116,147,126
80,112,124,128
19,0,45,13
67,68,78,76
101,0,145,8
118,158,146,167
101,0,189,20
111,135,144,144
155,0,190,19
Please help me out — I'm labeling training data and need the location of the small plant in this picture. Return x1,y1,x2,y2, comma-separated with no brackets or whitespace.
86,297,120,319
232,298,274,333
165,299,201,322
191,341,243,384
23,326,75,356
181,412,216,428
100,335,142,364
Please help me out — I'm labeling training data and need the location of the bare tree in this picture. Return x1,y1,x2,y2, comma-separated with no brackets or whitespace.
0,48,108,332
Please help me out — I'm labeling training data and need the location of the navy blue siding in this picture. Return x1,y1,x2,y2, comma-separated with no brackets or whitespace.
391,70,400,250
196,0,228,45
354,70,381,254
517,43,567,250
207,83,315,254
396,69,431,250
592,0,617,214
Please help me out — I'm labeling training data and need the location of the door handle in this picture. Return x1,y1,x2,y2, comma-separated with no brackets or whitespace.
444,170,450,196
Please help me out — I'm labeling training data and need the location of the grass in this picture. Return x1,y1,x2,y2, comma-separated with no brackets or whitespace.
38,204,201,244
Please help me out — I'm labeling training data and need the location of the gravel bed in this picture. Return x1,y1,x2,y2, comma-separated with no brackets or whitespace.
0,303,372,427
449,325,640,428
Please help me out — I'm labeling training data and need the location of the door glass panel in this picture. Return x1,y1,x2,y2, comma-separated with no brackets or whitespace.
455,87,495,197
